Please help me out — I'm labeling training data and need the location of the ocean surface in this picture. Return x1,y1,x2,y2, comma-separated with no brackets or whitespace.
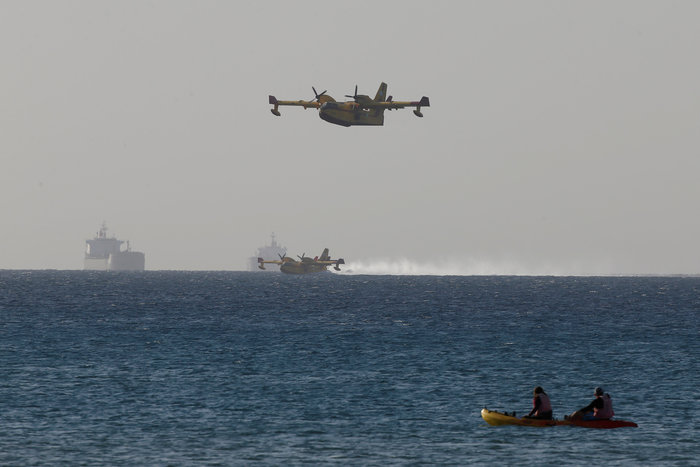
1,271,698,466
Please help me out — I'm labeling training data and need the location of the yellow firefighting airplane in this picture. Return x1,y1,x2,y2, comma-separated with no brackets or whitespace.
268,83,429,127
258,248,345,274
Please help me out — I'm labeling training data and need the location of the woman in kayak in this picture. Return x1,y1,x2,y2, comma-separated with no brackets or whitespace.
524,386,553,419
571,387,614,420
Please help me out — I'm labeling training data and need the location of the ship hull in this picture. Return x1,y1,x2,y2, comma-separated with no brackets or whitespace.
84,258,109,271
109,251,145,271
84,252,145,271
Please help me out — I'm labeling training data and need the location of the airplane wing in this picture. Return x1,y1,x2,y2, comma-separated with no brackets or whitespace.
362,96,430,111
269,95,320,116
257,257,289,270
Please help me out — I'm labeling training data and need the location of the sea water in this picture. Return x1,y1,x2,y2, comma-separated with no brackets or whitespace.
1,271,698,465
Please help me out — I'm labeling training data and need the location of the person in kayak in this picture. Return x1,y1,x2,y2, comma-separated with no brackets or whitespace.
571,387,614,420
524,386,553,419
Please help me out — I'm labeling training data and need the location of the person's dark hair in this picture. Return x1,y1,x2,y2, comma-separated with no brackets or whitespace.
534,386,544,394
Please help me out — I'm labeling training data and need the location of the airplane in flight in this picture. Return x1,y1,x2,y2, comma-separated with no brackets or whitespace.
268,82,429,127
258,248,345,274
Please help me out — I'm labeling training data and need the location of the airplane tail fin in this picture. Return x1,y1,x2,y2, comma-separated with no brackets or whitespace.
319,248,330,261
374,82,388,102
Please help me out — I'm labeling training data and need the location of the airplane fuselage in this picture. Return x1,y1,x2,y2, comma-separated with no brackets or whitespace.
319,102,385,127
279,262,332,274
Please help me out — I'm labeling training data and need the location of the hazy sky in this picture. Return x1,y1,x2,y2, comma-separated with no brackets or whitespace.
2,1,699,274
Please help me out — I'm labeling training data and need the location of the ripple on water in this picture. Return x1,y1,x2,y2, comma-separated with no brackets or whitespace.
0,272,698,465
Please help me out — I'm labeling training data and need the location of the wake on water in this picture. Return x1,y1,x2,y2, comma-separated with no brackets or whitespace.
332,258,601,276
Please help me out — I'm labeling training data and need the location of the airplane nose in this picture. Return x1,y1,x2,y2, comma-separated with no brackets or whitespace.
319,103,330,119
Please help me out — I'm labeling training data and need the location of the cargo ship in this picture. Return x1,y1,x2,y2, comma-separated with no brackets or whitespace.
84,223,145,271
247,233,286,272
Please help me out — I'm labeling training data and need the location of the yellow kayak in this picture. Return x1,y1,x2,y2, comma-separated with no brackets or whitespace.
481,408,559,427
481,408,638,429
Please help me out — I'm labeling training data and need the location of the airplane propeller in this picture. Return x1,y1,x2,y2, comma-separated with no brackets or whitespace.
345,85,358,100
312,87,327,101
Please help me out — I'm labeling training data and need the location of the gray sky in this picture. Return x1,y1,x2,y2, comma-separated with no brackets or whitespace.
2,1,699,274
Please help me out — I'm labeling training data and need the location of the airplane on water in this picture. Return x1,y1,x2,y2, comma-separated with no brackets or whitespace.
258,248,345,274
268,82,429,127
